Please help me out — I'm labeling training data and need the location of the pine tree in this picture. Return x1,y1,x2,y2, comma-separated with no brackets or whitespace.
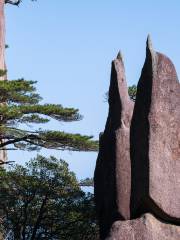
0,1,98,239
0,76,98,157
0,1,38,164
128,85,137,102
0,1,98,163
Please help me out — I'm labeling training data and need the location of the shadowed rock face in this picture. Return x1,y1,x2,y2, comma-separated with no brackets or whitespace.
94,54,134,239
106,214,180,240
130,38,180,222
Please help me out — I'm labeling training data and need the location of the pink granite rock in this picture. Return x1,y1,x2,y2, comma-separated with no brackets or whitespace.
130,36,180,222
94,53,134,239
106,213,180,240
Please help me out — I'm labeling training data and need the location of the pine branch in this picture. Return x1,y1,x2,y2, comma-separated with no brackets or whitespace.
5,0,22,5
0,134,39,148
0,69,7,77
0,80,98,153
38,131,98,151
18,114,49,124
0,79,41,104
0,131,98,152
5,0,36,6
0,104,81,123
0,160,15,165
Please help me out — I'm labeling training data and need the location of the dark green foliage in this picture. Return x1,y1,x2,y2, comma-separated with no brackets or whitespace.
0,104,81,123
0,69,7,77
79,177,94,187
105,85,137,102
0,79,42,105
0,79,98,152
128,85,137,102
0,155,99,239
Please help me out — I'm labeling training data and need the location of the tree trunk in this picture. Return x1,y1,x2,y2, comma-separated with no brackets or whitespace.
0,0,7,164
0,0,5,74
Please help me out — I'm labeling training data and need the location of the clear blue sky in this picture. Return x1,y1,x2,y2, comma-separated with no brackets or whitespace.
5,0,180,180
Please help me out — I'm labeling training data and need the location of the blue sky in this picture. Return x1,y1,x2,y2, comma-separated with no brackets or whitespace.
5,0,180,180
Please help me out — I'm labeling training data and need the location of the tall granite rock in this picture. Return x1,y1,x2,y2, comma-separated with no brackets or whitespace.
94,53,134,239
94,36,180,240
130,37,180,222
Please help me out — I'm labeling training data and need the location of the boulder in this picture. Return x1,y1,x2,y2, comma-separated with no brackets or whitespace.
106,213,180,240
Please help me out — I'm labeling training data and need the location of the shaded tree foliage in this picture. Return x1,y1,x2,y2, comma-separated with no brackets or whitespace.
0,155,99,240
79,178,94,187
128,85,137,102
0,77,98,154
105,85,137,102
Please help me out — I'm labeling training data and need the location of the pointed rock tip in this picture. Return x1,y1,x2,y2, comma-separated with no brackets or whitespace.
117,51,123,61
146,34,153,51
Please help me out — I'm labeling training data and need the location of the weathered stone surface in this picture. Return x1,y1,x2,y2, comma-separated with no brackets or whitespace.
130,37,180,221
94,53,134,239
106,213,180,240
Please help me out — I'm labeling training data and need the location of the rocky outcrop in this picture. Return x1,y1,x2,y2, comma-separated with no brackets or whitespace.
94,53,134,239
130,37,180,222
106,214,180,240
94,36,180,239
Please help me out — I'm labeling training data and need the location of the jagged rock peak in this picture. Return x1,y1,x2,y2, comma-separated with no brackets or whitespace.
146,34,156,62
146,34,153,50
116,51,123,61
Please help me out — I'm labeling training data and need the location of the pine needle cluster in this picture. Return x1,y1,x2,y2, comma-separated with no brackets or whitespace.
0,77,98,152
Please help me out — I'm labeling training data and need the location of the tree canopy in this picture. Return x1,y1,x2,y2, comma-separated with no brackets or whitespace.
0,1,99,239
79,177,94,187
0,155,99,239
128,85,137,102
0,76,98,154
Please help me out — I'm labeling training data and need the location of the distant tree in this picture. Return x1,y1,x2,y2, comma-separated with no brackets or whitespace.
80,177,94,187
0,155,99,240
105,85,137,103
0,78,98,154
128,85,137,102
